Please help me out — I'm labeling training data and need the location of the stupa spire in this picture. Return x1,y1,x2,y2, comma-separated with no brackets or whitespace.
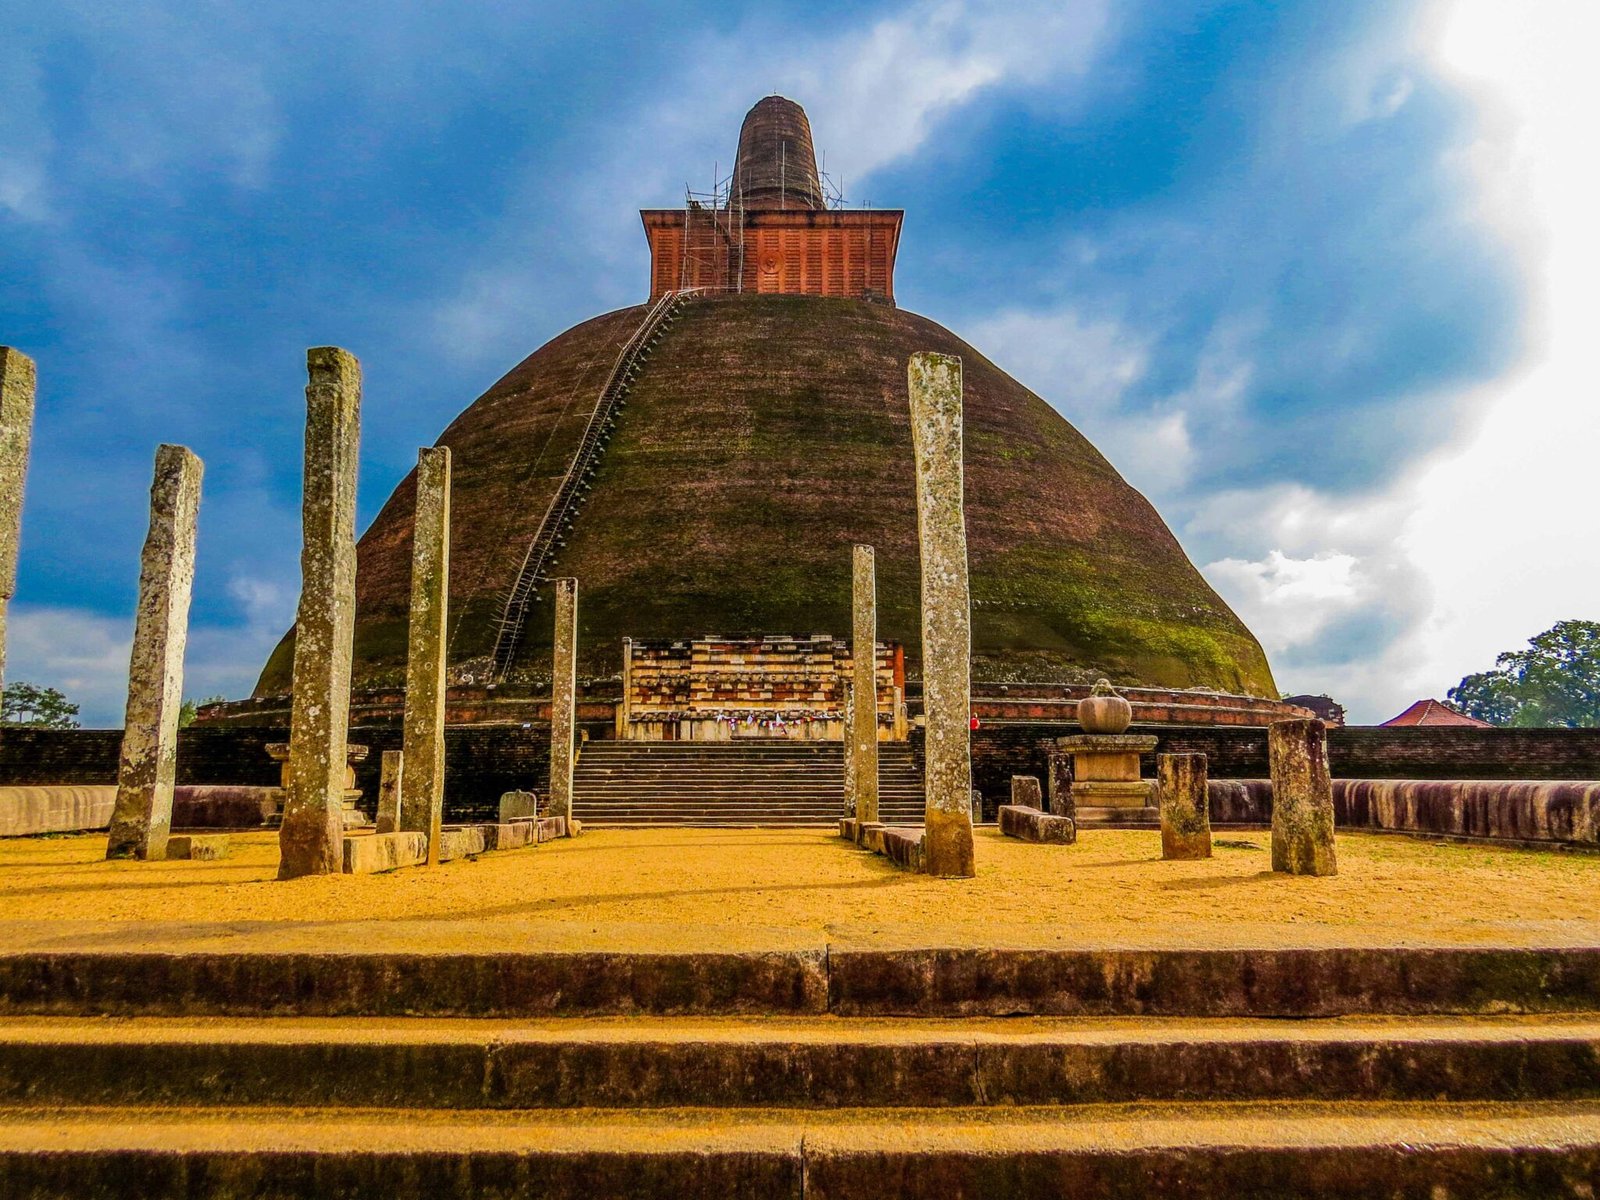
732,96,824,210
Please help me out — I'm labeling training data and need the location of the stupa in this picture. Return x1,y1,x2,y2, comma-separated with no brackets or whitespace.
246,96,1278,726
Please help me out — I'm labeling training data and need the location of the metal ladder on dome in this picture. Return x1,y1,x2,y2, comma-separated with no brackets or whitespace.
489,289,697,681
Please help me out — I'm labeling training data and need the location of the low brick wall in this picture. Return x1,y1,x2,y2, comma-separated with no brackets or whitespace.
1206,779,1600,845
0,723,597,825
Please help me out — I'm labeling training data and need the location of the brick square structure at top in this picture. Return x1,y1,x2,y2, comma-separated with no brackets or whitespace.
642,96,903,302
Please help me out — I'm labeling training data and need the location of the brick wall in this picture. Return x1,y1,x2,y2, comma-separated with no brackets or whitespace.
0,722,602,825
971,723,1600,802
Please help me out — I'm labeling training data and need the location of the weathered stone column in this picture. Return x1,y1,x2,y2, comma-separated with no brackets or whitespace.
1157,752,1211,860
851,544,879,824
105,445,203,860
547,577,578,825
375,749,404,835
0,348,36,701
1269,718,1338,876
841,677,857,816
908,351,976,877
399,446,451,865
278,348,361,880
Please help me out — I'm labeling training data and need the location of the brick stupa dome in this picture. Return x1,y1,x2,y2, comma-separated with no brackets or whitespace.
253,99,1277,701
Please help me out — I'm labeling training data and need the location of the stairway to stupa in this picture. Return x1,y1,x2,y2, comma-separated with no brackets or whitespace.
1,936,1599,1195
573,739,925,826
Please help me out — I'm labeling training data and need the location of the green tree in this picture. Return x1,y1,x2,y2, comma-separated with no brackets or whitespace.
179,695,227,728
1,682,82,729
1448,620,1600,728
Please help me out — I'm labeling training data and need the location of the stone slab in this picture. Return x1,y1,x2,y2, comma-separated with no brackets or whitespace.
164,835,228,862
499,790,538,823
998,804,1076,844
0,786,116,837
341,832,428,875
536,816,568,843
1009,776,1043,810
479,822,535,852
438,826,487,862
171,787,281,830
879,827,924,872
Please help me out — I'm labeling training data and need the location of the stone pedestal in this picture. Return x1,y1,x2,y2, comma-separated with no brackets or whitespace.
401,445,451,865
268,742,371,829
106,445,203,861
278,347,362,879
0,348,35,702
1158,751,1211,860
1270,718,1338,876
1055,733,1157,825
850,544,879,824
548,577,578,826
907,351,975,877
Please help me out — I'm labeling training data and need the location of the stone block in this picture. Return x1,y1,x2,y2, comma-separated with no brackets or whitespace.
165,834,228,861
375,750,403,835
1270,718,1338,876
437,826,486,861
499,789,538,822
0,785,116,836
479,822,535,851
1010,776,1043,810
1158,752,1212,860
879,826,925,872
998,804,1076,844
536,816,569,843
342,832,427,875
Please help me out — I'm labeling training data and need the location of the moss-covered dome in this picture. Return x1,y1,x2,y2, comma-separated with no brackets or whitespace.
255,293,1276,697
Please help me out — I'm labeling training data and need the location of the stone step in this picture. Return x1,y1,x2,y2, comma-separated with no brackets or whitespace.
1,1101,1596,1198
3,940,1598,1019
0,1015,1597,1109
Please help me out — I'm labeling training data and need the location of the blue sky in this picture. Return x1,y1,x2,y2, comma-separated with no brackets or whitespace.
3,0,1595,725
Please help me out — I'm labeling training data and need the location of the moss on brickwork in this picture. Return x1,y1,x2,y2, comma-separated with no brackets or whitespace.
256,294,1275,697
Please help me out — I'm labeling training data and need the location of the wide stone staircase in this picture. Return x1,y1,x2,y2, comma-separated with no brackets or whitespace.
1,938,1599,1195
574,739,925,826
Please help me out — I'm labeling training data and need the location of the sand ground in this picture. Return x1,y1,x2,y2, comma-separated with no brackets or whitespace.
0,827,1596,952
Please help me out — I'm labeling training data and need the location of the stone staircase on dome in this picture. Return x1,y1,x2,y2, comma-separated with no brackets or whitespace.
574,739,925,826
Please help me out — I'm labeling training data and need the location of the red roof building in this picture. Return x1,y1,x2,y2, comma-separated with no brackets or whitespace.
1380,699,1495,728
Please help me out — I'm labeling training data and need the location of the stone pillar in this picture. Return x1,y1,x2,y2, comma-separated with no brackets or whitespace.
0,348,36,701
278,348,361,880
1158,752,1211,860
105,445,203,861
399,446,450,865
841,677,857,816
375,749,403,835
908,351,976,877
617,637,633,738
851,544,879,824
1010,776,1043,810
547,577,578,825
1269,718,1338,876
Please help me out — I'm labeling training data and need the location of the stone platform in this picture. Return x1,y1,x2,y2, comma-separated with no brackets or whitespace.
1,829,1598,1195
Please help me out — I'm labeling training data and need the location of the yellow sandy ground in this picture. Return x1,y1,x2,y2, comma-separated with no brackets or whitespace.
0,827,1597,952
